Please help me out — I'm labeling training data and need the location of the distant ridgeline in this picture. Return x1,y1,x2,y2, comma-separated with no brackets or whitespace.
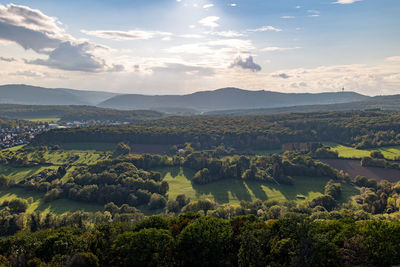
33,111,400,150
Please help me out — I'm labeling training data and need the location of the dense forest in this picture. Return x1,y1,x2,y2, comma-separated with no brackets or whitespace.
34,111,400,149
0,104,163,122
1,211,400,266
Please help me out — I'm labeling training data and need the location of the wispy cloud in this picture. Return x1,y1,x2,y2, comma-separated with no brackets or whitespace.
248,26,282,32
198,16,220,27
332,0,363,4
262,46,301,52
81,29,172,40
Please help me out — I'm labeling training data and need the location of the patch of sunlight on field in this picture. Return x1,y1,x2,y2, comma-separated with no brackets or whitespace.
160,167,358,205
0,164,58,182
0,188,103,215
325,142,400,160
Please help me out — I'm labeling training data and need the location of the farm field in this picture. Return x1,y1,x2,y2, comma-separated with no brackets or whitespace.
325,142,400,160
320,159,400,182
0,187,103,214
160,167,358,205
24,117,60,123
0,164,59,183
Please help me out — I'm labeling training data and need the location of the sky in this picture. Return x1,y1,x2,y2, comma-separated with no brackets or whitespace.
0,0,399,95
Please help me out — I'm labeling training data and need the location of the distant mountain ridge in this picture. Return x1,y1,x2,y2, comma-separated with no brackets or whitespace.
0,84,372,112
0,84,118,106
99,87,370,111
205,95,400,116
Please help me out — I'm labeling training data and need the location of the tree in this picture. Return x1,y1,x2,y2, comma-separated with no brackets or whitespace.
325,180,342,200
67,252,99,267
370,151,384,159
148,193,167,210
177,217,233,266
114,142,131,157
8,198,28,213
0,174,10,189
113,228,174,267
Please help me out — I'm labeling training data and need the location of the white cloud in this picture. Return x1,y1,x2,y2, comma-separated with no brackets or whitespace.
332,0,363,4
0,3,115,72
81,29,172,40
206,31,245,37
281,16,295,19
248,26,282,32
198,16,220,27
386,56,400,62
261,46,301,52
203,4,214,9
231,4,237,7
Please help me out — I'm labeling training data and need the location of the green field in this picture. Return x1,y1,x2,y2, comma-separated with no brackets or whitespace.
325,142,400,160
24,117,60,123
0,164,59,183
161,167,358,205
0,188,103,215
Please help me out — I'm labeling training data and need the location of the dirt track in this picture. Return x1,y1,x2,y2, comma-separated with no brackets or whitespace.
319,159,400,182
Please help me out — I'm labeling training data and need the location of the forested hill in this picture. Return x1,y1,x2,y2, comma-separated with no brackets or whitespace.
0,84,117,106
99,87,369,111
33,111,400,150
206,94,400,116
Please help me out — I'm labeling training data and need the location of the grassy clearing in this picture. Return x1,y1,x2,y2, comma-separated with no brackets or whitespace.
24,117,60,123
61,143,117,152
0,188,103,215
160,167,358,205
0,164,58,183
325,142,400,160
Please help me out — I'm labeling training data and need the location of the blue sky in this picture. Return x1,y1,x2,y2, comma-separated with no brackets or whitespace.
0,0,399,95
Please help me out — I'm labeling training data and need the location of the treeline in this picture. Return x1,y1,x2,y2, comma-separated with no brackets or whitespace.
1,213,400,266
0,104,163,122
33,111,400,150
185,151,342,185
60,109,163,122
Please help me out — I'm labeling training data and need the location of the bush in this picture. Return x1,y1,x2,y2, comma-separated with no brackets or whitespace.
148,193,167,210
44,188,61,202
8,198,28,213
0,174,10,189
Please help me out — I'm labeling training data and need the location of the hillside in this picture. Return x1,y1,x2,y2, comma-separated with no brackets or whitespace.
205,94,400,116
0,104,163,121
98,87,369,111
0,84,117,106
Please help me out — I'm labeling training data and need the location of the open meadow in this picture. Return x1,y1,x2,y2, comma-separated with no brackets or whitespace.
160,167,358,205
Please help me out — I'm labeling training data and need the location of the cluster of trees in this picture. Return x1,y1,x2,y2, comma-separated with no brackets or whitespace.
19,160,169,209
188,152,344,185
0,213,400,266
33,111,400,150
361,151,400,169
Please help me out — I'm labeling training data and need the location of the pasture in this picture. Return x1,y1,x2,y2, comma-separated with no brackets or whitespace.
325,142,400,160
0,188,103,215
160,167,358,205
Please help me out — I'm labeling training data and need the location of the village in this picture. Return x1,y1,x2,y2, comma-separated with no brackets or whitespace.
0,119,131,149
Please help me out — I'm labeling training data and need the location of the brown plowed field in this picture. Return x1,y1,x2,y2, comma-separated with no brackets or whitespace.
319,159,400,182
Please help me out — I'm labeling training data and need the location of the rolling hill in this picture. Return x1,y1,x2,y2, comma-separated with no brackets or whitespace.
205,94,400,116
0,84,117,106
98,87,369,111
